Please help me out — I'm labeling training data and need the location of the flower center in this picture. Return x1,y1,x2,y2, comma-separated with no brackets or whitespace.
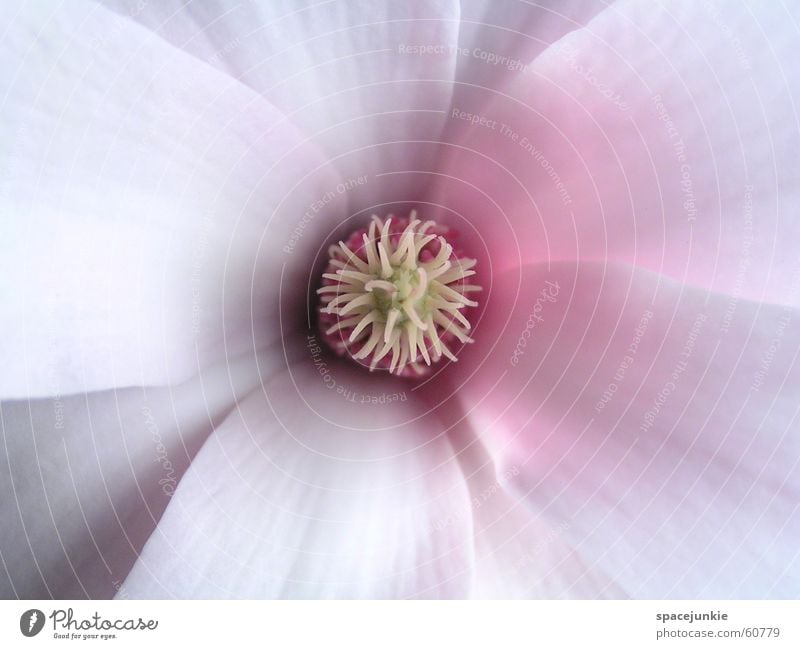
317,212,480,377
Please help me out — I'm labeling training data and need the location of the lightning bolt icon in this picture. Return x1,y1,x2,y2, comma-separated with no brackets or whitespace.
28,612,37,632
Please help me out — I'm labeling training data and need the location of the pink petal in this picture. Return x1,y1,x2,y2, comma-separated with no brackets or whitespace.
120,361,474,598
0,2,340,398
432,1,800,305
444,260,800,597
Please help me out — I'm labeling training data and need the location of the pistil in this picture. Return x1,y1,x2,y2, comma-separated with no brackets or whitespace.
317,212,480,377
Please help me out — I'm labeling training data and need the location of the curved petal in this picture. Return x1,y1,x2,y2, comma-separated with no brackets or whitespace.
0,2,341,398
439,421,626,598
0,343,290,598
120,362,474,598
431,0,800,306
451,0,611,91
445,260,800,597
102,0,464,207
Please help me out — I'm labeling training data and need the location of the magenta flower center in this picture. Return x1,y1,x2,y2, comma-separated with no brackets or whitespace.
317,212,480,377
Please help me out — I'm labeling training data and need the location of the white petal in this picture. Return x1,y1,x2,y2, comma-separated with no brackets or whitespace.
0,2,342,398
102,0,463,205
448,260,800,597
0,343,292,598
120,362,474,598
441,427,626,598
451,0,609,90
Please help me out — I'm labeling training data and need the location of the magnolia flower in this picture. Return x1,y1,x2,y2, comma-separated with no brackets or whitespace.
1,0,798,599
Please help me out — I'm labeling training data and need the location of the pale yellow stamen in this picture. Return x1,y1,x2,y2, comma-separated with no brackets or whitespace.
317,213,478,374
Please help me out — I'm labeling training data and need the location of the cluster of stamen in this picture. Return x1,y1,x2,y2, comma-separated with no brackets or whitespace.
317,212,480,377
